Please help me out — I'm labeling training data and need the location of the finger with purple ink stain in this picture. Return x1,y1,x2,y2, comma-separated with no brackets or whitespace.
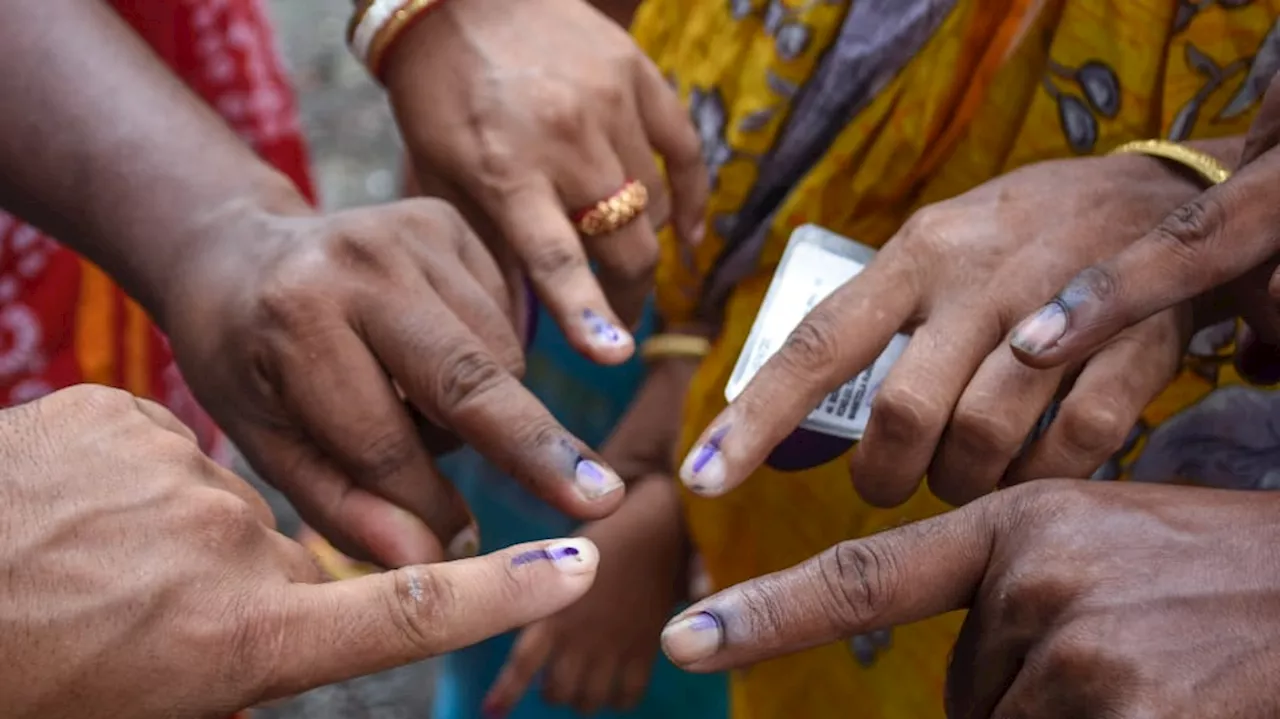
260,538,600,700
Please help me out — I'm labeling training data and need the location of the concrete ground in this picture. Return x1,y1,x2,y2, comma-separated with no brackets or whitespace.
249,1,436,715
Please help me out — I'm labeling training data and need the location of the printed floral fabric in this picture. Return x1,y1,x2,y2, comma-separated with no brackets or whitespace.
0,0,315,463
631,1,1280,718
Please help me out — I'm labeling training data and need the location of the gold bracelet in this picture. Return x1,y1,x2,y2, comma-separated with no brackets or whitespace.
1109,139,1232,186
640,334,711,363
366,0,447,81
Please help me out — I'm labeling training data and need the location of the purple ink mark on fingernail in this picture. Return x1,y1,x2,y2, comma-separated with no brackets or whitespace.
576,456,605,485
685,611,721,632
691,425,730,474
510,546,582,567
551,545,581,561
691,445,717,474
583,308,622,343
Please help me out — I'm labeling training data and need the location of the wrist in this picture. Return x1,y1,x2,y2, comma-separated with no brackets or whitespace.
143,169,312,333
376,0,465,92
1107,136,1244,193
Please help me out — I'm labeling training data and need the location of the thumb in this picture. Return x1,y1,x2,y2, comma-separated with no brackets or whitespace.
1008,147,1280,370
257,538,598,700
659,496,997,672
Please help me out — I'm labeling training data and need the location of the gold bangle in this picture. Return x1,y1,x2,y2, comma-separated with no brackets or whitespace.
346,0,376,45
366,0,446,81
640,334,711,362
1109,139,1232,186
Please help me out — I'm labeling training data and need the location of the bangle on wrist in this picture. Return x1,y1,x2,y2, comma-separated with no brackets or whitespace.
347,0,376,45
348,0,450,81
640,334,711,363
1109,139,1232,187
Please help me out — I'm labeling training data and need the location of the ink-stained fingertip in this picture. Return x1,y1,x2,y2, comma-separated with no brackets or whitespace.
661,611,724,666
1009,302,1067,357
679,425,731,496
581,308,636,362
510,538,599,576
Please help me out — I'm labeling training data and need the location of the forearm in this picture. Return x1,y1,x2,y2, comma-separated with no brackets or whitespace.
0,0,303,321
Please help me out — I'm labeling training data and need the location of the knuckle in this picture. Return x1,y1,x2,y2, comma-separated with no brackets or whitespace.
511,419,565,456
386,567,454,652
899,205,954,255
992,568,1073,632
1150,197,1226,261
1041,630,1109,677
327,230,397,278
779,316,842,375
190,489,265,547
736,573,794,640
400,196,460,226
948,403,1026,458
818,540,899,630
524,242,589,283
536,87,590,140
588,74,627,107
397,198,466,243
57,384,136,417
1004,478,1097,528
353,428,421,485
432,344,509,414
1066,264,1122,307
871,385,945,444
252,262,325,335
1055,397,1133,458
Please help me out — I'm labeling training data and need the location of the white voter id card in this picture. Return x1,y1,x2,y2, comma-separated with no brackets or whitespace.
725,224,910,441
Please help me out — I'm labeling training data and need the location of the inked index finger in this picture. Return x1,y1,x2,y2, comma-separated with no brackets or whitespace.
659,493,996,672
1009,153,1280,371
363,279,626,521
677,253,921,497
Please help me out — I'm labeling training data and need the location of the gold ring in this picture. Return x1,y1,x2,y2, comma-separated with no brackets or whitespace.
573,179,649,237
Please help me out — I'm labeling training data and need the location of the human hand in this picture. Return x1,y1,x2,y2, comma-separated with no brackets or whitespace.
161,197,625,568
485,475,687,717
679,149,1231,507
660,479,1280,718
381,0,707,360
1010,73,1280,380
0,385,600,719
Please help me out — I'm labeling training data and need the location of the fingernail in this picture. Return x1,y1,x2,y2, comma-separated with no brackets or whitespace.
582,309,633,349
574,457,624,501
511,538,599,575
1010,301,1068,355
661,612,723,664
680,425,729,496
446,523,480,560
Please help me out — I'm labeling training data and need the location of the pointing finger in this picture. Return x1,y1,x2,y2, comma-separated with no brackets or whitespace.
259,538,599,701
660,496,996,672
678,250,920,497
1010,142,1280,371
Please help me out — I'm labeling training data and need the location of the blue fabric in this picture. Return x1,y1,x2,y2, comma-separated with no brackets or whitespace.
432,301,728,719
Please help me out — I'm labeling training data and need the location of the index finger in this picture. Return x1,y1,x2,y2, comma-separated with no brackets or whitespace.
362,281,626,520
659,497,995,672
1009,148,1280,371
478,177,636,365
677,251,921,496
258,538,599,700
